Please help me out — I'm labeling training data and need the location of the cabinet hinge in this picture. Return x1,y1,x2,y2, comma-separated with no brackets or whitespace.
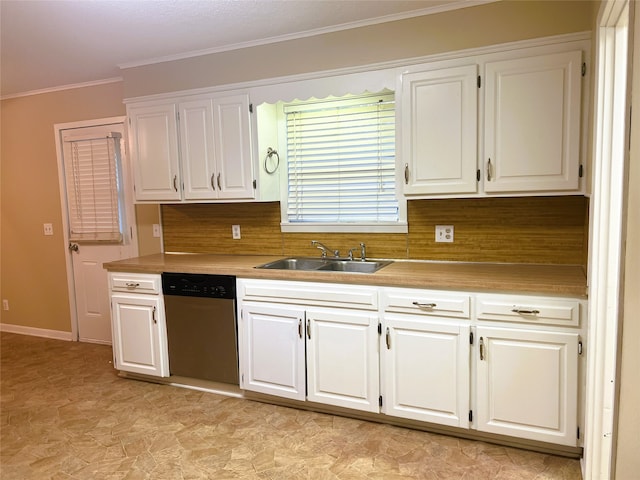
128,117,131,126
579,164,584,178
379,395,383,407
577,426,580,439
477,75,481,88
378,323,382,335
578,340,583,355
469,410,473,422
476,169,481,182
176,111,180,122
253,179,257,189
470,331,474,345
249,103,253,114
582,62,586,77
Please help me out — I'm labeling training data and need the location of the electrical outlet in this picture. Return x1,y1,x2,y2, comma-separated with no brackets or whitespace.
232,225,241,240
43,223,54,236
152,224,161,238
435,225,454,243
2,299,8,311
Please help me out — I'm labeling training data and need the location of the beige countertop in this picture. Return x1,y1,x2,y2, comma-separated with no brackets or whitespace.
104,253,588,298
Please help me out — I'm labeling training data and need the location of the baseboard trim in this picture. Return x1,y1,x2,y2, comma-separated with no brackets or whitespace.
0,323,74,341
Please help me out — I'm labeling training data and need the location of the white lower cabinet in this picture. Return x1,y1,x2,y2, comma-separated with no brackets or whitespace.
306,308,379,412
475,326,579,446
240,302,306,400
109,273,169,377
382,315,470,427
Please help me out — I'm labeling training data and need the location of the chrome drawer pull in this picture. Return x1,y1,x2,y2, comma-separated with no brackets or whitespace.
413,302,437,309
125,282,140,288
511,308,540,315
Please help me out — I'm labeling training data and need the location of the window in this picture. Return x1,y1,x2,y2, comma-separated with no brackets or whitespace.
62,130,124,242
282,93,405,232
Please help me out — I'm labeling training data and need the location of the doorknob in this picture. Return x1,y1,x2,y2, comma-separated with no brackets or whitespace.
68,242,79,252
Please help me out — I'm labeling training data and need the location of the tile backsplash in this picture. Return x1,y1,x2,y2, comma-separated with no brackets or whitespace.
161,196,588,266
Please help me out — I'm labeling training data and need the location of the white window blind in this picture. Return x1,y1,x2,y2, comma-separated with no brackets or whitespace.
63,133,123,243
285,93,398,224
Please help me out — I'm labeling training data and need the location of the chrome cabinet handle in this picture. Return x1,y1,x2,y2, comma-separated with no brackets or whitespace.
486,158,492,182
217,173,222,190
413,302,437,309
173,175,178,192
298,319,302,339
385,327,391,350
511,308,540,315
479,337,485,360
211,174,216,190
306,318,311,339
125,282,140,288
404,164,409,184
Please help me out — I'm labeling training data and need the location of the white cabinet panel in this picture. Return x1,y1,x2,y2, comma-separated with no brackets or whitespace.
306,308,379,412
111,293,169,377
129,103,181,201
382,287,470,319
483,51,582,193
179,98,216,200
382,315,470,427
402,64,478,195
476,326,578,446
239,303,305,401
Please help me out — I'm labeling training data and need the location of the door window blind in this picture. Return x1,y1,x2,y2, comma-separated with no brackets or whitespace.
63,133,123,242
285,94,398,224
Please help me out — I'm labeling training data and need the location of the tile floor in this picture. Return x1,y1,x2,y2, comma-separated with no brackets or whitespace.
0,332,582,479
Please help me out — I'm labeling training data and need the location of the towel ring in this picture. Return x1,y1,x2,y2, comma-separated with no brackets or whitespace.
264,147,280,174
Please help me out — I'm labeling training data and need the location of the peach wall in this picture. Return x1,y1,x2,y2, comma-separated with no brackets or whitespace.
0,82,128,332
122,1,596,98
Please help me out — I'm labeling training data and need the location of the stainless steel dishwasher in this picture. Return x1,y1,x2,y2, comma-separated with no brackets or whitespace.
162,273,239,385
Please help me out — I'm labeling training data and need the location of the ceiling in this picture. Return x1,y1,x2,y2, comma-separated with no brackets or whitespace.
0,0,479,99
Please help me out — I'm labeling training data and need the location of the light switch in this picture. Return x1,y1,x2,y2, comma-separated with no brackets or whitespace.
435,225,454,243
152,224,161,238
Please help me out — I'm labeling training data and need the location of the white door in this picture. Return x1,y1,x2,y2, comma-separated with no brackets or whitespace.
475,326,578,446
55,119,137,344
382,315,470,427
239,302,306,400
401,64,478,195
306,307,379,412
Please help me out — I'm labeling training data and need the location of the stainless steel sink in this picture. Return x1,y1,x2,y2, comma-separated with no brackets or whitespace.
255,257,393,273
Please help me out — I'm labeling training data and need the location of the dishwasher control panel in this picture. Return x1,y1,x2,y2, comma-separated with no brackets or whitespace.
162,273,236,299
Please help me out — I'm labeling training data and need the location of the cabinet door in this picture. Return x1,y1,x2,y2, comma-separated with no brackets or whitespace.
483,51,582,193
401,64,478,195
239,303,306,401
111,294,169,377
476,326,578,446
128,103,181,201
306,308,379,412
382,315,470,427
179,98,217,200
213,94,255,199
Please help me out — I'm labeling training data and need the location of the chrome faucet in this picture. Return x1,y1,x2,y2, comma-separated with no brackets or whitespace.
311,240,339,258
348,243,367,261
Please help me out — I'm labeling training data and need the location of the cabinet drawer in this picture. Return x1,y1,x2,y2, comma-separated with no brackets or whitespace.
476,294,580,327
382,288,470,319
110,273,161,295
238,279,378,310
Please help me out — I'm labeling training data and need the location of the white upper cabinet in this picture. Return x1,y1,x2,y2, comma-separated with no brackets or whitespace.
483,50,582,193
128,92,257,202
400,44,585,198
129,103,181,201
401,64,478,195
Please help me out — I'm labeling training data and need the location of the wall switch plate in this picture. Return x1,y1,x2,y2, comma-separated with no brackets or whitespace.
152,224,161,238
232,225,241,239
43,223,53,236
435,225,454,243
2,299,8,311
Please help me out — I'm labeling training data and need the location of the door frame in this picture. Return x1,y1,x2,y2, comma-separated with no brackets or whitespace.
585,1,632,478
53,116,139,342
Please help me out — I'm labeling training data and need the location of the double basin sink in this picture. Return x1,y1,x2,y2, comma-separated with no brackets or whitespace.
256,257,393,274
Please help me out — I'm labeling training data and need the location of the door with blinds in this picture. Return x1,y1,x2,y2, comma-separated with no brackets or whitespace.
58,121,136,344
